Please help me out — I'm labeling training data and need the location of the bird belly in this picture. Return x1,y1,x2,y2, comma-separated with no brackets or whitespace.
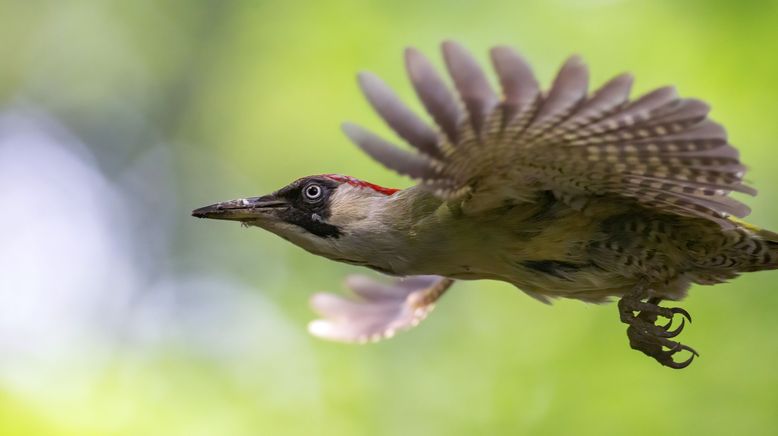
438,256,636,303
504,266,634,303
396,195,705,303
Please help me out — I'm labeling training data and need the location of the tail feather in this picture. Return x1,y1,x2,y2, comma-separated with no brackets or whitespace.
729,217,778,272
739,239,778,272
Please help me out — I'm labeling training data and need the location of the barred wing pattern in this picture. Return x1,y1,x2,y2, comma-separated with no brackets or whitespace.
343,41,755,227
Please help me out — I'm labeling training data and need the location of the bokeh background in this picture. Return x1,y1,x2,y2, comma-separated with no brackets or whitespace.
1,0,778,435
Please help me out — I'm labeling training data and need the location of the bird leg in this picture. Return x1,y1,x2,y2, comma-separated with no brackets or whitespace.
618,283,699,369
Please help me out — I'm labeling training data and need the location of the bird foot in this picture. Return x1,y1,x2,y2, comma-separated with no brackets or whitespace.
618,288,699,369
308,275,453,343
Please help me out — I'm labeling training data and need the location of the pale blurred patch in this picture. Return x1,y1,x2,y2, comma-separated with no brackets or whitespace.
0,112,321,435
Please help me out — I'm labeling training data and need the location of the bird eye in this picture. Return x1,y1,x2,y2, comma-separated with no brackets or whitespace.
303,183,323,201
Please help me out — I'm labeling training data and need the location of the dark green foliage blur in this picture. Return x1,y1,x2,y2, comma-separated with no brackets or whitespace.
1,1,777,435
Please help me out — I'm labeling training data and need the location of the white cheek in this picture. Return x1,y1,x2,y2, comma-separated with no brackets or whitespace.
255,220,332,253
311,213,322,222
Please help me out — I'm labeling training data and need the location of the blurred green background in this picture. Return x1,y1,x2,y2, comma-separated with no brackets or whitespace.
1,0,777,435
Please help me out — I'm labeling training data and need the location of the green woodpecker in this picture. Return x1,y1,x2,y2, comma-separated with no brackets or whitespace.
193,41,777,369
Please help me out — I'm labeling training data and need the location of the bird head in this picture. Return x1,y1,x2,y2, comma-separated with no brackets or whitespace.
192,174,401,262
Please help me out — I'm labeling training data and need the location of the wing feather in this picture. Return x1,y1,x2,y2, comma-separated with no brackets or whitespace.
357,72,443,159
544,73,633,141
405,47,462,145
525,55,589,138
441,40,499,137
345,42,755,226
648,98,709,126
489,46,539,124
309,275,453,343
341,123,439,179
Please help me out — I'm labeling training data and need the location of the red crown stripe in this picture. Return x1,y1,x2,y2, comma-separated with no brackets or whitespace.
323,174,400,196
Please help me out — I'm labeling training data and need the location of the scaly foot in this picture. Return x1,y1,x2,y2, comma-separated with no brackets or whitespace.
618,287,699,369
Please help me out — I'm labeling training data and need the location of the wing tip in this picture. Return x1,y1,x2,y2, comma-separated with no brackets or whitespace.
356,70,377,86
489,44,516,54
441,39,475,69
404,46,425,66
340,121,362,139
441,39,463,52
356,71,390,103
614,72,635,87
564,53,586,66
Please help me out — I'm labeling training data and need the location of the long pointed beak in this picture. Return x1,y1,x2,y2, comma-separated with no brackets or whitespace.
192,194,288,221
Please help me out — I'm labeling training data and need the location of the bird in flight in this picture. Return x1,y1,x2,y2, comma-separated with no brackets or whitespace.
193,41,777,369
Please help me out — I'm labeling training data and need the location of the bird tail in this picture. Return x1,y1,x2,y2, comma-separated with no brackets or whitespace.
728,217,778,272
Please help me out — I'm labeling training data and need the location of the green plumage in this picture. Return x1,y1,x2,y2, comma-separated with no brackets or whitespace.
394,189,778,303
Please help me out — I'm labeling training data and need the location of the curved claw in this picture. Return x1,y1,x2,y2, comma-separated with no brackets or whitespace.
666,352,696,369
664,317,685,338
685,344,700,357
664,344,700,369
671,307,692,323
659,306,692,330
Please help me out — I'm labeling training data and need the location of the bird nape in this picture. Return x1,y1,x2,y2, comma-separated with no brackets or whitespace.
192,41,778,369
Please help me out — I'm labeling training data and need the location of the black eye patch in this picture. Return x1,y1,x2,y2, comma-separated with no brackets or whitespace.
275,176,342,238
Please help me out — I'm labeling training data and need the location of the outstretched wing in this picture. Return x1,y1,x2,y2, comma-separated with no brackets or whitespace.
308,275,453,343
343,41,755,227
